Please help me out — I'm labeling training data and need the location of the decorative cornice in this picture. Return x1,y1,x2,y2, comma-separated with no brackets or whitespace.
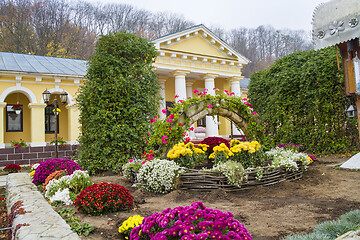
28,103,47,109
171,70,190,76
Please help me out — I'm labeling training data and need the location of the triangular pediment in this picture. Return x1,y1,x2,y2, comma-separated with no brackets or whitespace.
163,35,229,59
150,24,249,64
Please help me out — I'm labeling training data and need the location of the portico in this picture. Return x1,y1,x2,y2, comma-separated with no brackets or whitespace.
151,24,249,138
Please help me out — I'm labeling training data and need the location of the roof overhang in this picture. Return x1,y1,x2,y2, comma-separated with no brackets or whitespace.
312,0,360,50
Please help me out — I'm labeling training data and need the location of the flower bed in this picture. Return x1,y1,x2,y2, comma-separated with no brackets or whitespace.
179,162,304,192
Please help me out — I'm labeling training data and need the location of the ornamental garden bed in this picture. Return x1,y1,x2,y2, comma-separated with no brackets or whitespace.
180,163,304,192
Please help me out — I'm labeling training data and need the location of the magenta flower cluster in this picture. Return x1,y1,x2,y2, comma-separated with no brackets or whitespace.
32,158,82,185
277,143,301,149
130,201,252,240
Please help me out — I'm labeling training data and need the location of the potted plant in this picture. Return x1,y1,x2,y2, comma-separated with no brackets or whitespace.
194,126,206,139
11,104,22,114
49,137,67,147
10,139,28,148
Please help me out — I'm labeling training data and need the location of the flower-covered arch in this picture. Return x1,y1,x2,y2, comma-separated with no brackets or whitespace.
146,90,266,158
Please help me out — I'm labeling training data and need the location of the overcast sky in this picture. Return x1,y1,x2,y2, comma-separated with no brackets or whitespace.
85,0,327,32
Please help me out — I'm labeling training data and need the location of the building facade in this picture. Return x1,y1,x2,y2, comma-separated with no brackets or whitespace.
0,25,249,159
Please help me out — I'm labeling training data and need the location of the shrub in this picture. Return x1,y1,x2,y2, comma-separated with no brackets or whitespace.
77,31,160,174
249,47,358,154
339,210,360,225
43,170,68,191
277,143,302,152
119,215,144,239
74,182,134,215
313,219,355,239
130,201,252,239
3,164,21,173
32,159,82,185
137,159,184,193
167,142,207,168
283,232,331,240
201,137,230,153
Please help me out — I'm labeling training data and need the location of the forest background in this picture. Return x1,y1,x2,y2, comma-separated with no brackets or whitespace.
0,0,313,77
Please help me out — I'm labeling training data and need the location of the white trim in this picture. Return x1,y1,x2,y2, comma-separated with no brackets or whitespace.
66,141,79,145
29,142,47,147
0,86,37,103
39,88,75,105
156,49,240,65
0,79,82,87
151,25,250,64
0,144,5,149
154,58,242,77
0,70,84,79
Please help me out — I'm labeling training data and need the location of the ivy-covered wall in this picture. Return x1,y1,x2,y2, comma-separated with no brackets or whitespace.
248,47,359,154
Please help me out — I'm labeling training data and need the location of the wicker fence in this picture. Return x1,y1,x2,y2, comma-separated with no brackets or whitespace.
179,164,304,192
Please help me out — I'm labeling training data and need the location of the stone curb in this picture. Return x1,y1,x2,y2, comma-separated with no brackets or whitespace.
336,230,360,240
6,173,80,240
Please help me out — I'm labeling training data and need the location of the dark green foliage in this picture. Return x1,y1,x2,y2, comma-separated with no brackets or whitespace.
249,47,358,154
77,32,159,174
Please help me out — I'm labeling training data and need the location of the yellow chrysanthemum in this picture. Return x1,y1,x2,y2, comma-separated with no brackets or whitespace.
119,215,144,234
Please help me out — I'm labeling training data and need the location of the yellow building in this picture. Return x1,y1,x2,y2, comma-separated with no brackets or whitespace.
0,25,249,161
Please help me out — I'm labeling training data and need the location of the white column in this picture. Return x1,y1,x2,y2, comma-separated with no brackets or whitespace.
186,80,194,99
0,102,6,148
172,70,189,101
28,103,47,147
230,76,242,96
66,104,80,144
186,81,196,139
203,74,219,137
158,78,167,119
230,76,243,135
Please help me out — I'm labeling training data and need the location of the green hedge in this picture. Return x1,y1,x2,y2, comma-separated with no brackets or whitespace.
248,47,358,154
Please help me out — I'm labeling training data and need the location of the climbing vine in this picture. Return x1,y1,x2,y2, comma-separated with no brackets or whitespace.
145,89,268,158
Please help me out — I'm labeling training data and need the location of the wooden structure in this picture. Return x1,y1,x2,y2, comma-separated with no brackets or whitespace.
179,164,304,192
312,0,360,136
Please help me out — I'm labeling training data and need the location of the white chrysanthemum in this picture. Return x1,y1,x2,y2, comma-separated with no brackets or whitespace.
266,148,310,171
50,188,73,205
45,170,91,199
137,159,184,194
31,163,40,170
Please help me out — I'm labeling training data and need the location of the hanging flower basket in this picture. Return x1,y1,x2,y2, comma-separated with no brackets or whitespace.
11,104,22,114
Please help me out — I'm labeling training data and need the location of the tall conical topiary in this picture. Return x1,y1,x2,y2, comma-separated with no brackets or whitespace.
77,32,159,174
